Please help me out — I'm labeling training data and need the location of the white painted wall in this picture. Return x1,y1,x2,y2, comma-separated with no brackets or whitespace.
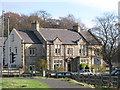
5,29,23,67
0,46,2,66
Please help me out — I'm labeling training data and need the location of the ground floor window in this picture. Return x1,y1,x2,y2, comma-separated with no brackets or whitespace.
94,57,101,65
29,65,35,72
80,59,89,64
54,60,62,69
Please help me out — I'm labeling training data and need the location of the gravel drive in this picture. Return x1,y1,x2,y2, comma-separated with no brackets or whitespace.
33,78,87,88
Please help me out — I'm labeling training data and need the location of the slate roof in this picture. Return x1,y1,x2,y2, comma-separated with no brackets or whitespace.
39,28,81,44
39,28,101,45
17,30,42,44
80,30,101,45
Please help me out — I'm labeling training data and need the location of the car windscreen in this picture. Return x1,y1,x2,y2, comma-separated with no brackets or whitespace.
65,73,71,76
111,70,117,75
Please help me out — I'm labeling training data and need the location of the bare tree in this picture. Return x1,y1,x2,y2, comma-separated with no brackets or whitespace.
31,10,52,27
2,11,86,34
59,14,86,29
93,12,120,73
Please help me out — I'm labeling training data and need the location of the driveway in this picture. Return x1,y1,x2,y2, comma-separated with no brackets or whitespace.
33,78,87,88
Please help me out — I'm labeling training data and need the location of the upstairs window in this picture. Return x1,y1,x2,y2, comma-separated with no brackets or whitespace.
29,48,36,56
55,45,61,55
10,47,11,52
67,48,73,55
94,49,100,55
79,45,86,56
11,34,14,42
15,47,17,54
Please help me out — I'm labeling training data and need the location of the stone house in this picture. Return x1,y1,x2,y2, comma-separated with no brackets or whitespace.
4,21,103,72
112,45,120,68
4,28,42,71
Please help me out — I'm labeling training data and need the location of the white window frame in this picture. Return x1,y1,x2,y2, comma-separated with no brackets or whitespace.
79,44,86,56
54,60,62,69
80,59,89,64
55,44,61,55
67,48,74,55
15,47,17,54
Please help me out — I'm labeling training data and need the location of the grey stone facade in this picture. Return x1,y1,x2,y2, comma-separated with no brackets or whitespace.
5,21,103,72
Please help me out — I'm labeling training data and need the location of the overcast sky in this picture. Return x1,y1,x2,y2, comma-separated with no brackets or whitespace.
0,0,119,28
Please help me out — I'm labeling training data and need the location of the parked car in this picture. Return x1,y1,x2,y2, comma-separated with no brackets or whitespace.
101,69,120,76
55,72,72,78
49,72,56,77
76,69,94,75
47,70,56,77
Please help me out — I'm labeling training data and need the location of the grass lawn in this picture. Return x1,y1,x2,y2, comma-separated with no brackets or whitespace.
2,78,50,88
0,78,2,89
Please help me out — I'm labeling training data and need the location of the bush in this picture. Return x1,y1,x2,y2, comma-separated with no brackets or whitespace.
79,64,89,70
85,64,89,69
91,65,106,73
54,66,64,72
79,64,83,70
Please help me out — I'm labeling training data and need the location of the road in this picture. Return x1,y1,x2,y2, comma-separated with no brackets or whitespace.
33,78,87,88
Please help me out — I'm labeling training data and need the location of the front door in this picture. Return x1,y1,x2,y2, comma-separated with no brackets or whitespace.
68,62,71,72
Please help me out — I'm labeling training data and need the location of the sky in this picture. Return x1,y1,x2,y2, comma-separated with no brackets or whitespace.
0,0,120,28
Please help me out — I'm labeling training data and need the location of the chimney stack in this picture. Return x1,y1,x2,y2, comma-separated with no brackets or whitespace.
73,24,81,33
32,21,39,32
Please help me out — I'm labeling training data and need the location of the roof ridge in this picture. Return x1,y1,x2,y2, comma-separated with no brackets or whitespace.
18,30,32,31
40,28,67,30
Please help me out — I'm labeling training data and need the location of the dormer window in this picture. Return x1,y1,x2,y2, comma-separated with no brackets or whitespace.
79,44,86,56
55,44,61,55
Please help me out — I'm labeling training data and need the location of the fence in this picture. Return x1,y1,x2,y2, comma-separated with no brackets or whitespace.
72,74,120,89
2,67,23,76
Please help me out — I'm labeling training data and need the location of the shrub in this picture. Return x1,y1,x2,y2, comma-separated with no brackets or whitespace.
54,66,64,72
85,64,89,69
79,64,89,70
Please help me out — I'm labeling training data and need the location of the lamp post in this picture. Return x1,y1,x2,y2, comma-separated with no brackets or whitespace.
7,16,10,68
1,10,5,73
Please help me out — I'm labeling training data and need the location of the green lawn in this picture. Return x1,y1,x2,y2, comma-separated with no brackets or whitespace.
2,78,50,88
0,78,2,89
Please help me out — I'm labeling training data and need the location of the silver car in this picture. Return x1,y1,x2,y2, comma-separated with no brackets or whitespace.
78,69,93,75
